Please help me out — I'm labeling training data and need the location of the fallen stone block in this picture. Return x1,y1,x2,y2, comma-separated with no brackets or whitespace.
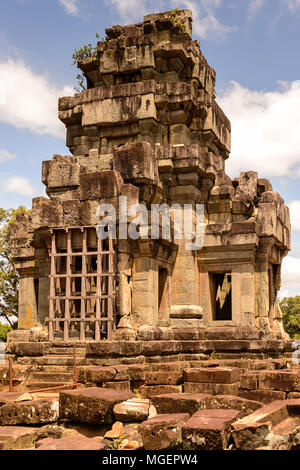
182,409,240,450
200,395,262,418
184,382,239,396
145,371,183,385
113,398,153,421
140,385,182,399
59,387,135,424
259,371,300,392
36,435,107,450
103,381,130,391
183,367,241,384
238,389,286,404
0,399,59,425
232,399,300,450
139,413,189,450
151,393,210,415
0,426,41,450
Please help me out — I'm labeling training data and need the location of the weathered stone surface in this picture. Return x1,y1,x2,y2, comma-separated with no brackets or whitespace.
0,399,59,425
182,409,240,450
183,367,241,384
139,413,189,450
145,371,183,385
104,421,125,439
184,382,239,396
200,395,262,418
0,426,41,450
232,399,300,450
151,393,210,415
59,387,135,424
259,371,300,392
113,398,152,421
238,389,286,404
140,385,182,399
36,436,107,450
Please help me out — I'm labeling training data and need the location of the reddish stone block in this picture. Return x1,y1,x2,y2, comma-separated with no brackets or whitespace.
151,393,210,415
59,387,135,424
140,385,182,399
103,381,130,391
182,409,240,450
184,382,239,396
183,367,241,384
259,371,300,392
145,371,183,385
139,413,189,450
36,436,107,450
240,372,259,390
200,395,262,418
238,389,286,404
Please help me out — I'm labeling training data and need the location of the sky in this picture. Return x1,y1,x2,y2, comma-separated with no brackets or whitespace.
0,0,300,298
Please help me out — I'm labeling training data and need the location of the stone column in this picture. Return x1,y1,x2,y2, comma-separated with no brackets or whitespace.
169,177,203,327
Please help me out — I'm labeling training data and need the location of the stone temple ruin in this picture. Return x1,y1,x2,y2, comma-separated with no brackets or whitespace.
1,10,299,451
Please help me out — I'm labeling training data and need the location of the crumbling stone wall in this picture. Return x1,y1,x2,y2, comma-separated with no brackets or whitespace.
9,10,290,341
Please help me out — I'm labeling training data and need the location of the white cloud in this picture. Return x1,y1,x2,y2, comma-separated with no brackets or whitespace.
3,176,35,197
107,0,155,23
107,0,233,39
0,59,73,138
0,150,16,164
284,0,300,10
289,201,300,232
280,256,300,295
247,0,265,19
59,0,80,16
218,80,300,178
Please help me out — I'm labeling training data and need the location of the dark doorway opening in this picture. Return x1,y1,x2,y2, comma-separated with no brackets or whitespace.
158,268,168,321
211,272,232,321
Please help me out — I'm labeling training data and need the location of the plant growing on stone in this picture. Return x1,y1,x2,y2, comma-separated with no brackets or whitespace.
170,8,187,33
72,33,100,92
0,206,30,327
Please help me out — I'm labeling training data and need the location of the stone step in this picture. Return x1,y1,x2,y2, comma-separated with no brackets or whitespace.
26,382,76,390
24,356,85,366
48,347,86,356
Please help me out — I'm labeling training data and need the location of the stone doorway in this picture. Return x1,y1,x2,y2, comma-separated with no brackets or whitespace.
210,272,232,321
48,227,117,341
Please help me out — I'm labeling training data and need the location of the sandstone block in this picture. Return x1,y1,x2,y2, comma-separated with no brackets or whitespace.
113,398,151,421
238,389,286,404
182,409,240,450
36,436,107,450
59,387,135,424
140,385,182,399
151,393,210,415
184,382,239,396
0,399,59,425
145,371,183,385
259,371,300,392
139,413,189,450
183,367,241,384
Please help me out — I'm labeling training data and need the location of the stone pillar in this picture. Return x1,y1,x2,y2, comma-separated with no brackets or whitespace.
18,270,38,329
131,257,158,328
255,241,271,333
169,179,203,327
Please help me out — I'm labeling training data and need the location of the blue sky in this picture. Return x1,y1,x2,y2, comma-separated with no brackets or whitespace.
0,0,300,297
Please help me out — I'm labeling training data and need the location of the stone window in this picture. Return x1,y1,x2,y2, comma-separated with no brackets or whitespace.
48,227,116,341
